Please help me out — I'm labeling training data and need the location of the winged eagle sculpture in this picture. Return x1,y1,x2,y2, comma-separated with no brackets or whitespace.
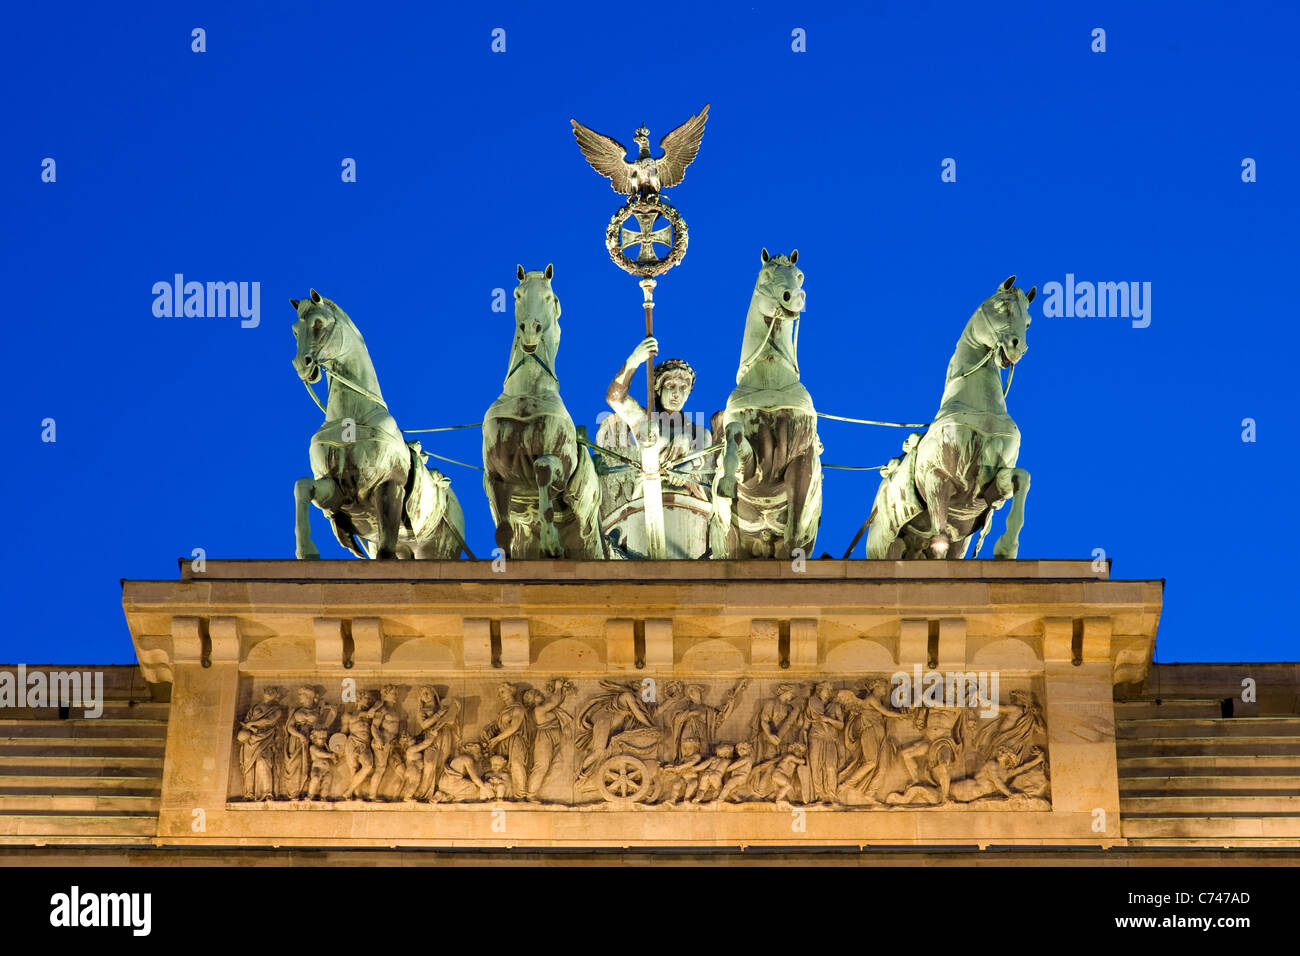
571,104,709,202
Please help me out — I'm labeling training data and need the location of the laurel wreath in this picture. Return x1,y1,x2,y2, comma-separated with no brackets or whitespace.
604,198,689,278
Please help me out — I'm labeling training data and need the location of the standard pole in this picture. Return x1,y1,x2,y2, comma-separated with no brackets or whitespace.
641,279,657,415
638,278,665,559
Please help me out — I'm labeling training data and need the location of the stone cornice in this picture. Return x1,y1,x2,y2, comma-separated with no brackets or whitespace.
122,561,1162,687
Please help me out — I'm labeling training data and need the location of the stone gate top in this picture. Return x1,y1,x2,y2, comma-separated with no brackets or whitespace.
117,558,1162,849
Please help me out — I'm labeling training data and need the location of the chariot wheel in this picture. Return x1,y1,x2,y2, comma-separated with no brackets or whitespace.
597,754,652,803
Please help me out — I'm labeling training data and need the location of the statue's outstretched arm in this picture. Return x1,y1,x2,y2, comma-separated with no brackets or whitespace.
606,337,658,438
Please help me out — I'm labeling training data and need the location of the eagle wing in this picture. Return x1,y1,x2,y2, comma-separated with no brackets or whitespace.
571,119,632,194
655,103,709,189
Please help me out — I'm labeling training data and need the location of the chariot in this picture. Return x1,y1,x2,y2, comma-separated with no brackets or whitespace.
582,725,665,804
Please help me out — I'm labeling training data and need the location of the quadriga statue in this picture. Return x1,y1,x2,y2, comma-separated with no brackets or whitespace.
710,249,823,559
866,276,1035,559
290,290,468,559
482,265,606,558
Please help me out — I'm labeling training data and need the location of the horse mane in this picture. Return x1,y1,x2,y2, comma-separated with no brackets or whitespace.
328,300,365,342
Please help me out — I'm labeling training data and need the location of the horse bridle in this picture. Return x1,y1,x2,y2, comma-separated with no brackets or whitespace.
505,349,559,385
738,287,803,380
956,297,1020,397
297,319,389,414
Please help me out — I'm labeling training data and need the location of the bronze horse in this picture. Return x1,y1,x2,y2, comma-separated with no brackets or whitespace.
866,276,1034,559
710,249,823,559
482,266,605,558
291,290,467,559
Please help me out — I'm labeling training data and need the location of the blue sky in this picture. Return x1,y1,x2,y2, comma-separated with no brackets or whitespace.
2,1,1296,663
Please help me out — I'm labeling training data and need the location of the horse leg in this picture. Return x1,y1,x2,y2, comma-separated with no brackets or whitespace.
782,443,818,555
484,471,514,554
373,478,404,559
929,485,956,558
562,452,605,559
417,489,466,560
294,477,321,559
863,510,891,558
708,490,735,559
774,411,790,473
993,467,1030,559
863,483,900,559
716,422,744,500
295,476,343,559
916,467,956,559
753,422,774,483
534,454,565,558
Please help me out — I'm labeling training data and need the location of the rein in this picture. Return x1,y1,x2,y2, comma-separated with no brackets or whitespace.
955,301,1017,397
954,344,1015,398
737,302,801,380
299,358,389,414
505,349,559,385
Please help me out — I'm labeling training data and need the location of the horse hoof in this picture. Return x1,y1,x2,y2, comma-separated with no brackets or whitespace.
494,525,513,549
717,478,736,499
296,547,321,560
928,534,950,558
993,537,1018,559
540,530,564,558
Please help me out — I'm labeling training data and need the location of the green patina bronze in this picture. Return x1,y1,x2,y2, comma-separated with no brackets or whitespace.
865,276,1035,560
481,266,606,559
284,108,1043,563
710,249,823,559
290,290,467,560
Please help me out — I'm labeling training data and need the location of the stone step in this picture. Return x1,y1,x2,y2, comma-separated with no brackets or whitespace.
1119,754,1300,774
1121,816,1300,840
1120,774,1300,795
1121,795,1300,814
0,814,158,838
4,702,174,721
0,739,165,759
1114,699,1225,719
0,719,168,739
95,701,170,720
0,776,161,794
0,794,160,814
0,755,164,773
0,666,154,699
1117,717,1300,739
1116,736,1300,758
0,701,168,720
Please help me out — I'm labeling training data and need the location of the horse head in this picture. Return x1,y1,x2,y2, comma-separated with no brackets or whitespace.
966,275,1036,371
290,289,360,384
512,263,560,360
738,249,805,381
753,247,805,321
